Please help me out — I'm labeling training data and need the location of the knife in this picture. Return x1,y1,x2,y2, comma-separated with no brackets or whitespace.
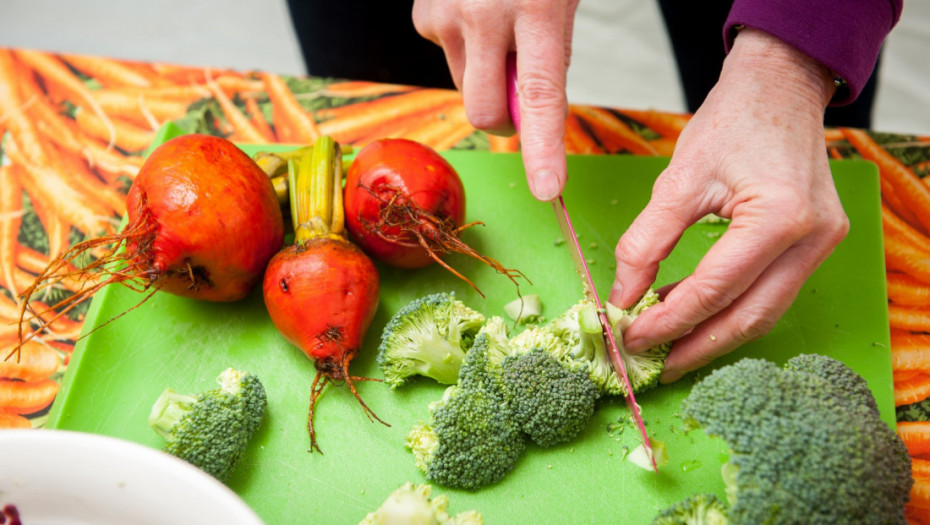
505,53,658,472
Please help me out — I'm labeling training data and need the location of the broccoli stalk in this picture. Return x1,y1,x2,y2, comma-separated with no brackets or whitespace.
148,368,267,482
654,354,913,525
605,288,671,394
378,292,485,388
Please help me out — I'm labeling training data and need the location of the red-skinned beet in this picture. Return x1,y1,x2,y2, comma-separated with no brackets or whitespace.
13,133,284,359
344,138,466,269
343,138,524,295
262,136,385,453
124,134,285,301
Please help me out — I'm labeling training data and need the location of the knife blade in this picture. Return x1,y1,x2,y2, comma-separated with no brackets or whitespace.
505,52,658,472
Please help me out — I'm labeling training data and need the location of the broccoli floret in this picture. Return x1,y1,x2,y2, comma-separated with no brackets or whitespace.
785,352,880,414
358,482,483,525
500,348,600,447
605,289,671,394
148,368,267,482
405,332,526,490
475,315,513,369
651,493,729,525
665,354,912,525
378,292,486,388
511,299,617,395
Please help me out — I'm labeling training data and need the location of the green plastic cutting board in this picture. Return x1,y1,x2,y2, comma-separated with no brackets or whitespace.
48,127,891,524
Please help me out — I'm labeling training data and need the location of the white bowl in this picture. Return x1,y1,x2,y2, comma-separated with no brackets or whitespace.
0,429,264,525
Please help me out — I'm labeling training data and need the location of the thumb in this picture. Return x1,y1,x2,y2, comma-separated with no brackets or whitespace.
610,168,708,307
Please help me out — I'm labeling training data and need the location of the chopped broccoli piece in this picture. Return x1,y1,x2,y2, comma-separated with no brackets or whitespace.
475,315,513,369
659,354,912,524
651,493,728,525
358,482,483,525
626,439,669,471
148,368,267,482
511,299,617,396
378,292,486,388
501,348,599,447
510,291,669,398
897,397,930,422
503,294,543,324
405,332,526,490
605,289,671,394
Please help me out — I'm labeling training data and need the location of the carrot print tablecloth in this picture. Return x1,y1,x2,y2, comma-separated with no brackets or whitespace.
0,46,929,519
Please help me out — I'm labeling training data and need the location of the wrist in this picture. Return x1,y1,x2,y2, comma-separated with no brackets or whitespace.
724,27,836,112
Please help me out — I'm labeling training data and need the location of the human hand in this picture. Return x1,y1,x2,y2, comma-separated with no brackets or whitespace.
609,28,849,383
412,0,580,201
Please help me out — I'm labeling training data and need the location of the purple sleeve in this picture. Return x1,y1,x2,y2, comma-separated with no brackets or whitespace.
724,0,902,105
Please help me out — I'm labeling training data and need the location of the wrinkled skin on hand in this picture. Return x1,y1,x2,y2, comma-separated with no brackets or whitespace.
413,0,580,201
412,1,849,382
610,29,848,382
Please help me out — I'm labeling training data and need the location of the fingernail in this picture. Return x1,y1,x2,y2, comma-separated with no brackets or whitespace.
659,368,683,384
531,169,560,202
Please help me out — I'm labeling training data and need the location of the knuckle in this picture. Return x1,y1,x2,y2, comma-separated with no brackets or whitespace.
615,229,657,270
459,0,494,28
820,207,850,245
687,277,739,319
732,306,778,343
517,76,565,112
466,108,507,131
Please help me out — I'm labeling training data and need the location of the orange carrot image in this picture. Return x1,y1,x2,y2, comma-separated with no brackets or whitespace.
844,127,930,232
0,378,59,415
898,421,930,457
0,339,60,381
616,108,690,139
260,72,320,143
572,105,657,155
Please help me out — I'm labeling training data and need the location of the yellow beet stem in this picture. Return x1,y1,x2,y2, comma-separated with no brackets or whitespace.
293,135,344,243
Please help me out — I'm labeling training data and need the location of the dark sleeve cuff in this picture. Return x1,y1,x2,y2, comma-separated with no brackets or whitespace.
723,0,902,105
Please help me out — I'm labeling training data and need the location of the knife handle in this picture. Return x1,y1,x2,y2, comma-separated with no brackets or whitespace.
505,52,521,133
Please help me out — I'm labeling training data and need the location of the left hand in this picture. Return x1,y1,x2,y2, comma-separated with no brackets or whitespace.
609,28,849,383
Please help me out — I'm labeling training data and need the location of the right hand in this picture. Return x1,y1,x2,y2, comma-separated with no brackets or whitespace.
412,0,580,202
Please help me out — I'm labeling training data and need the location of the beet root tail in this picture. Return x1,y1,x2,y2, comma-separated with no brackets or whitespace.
306,353,389,454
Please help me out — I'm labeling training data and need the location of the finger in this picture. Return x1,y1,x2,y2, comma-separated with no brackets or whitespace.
412,1,467,90
460,9,513,135
622,203,805,354
512,12,570,202
609,167,715,308
655,235,833,383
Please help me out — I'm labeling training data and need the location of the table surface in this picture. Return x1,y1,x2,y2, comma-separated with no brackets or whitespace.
1,46,928,520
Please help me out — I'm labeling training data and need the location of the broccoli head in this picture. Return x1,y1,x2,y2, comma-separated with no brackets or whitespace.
784,352,880,414
405,332,526,490
511,299,617,395
663,354,913,525
652,493,728,525
500,348,600,448
148,368,267,482
378,292,486,388
358,482,483,525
